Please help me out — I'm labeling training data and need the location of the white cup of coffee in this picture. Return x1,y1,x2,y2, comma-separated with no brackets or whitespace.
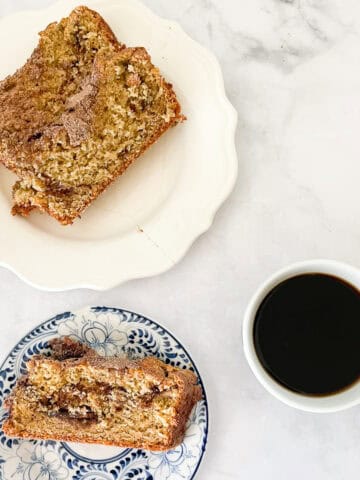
243,259,360,413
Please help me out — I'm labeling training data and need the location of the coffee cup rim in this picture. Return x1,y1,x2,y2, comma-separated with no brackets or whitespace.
242,259,360,413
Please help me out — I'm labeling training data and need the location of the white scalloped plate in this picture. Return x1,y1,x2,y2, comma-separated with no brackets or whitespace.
0,0,238,291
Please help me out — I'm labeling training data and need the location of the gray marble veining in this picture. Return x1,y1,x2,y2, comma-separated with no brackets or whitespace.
1,1,360,479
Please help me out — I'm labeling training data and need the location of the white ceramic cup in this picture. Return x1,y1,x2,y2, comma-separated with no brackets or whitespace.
243,259,360,413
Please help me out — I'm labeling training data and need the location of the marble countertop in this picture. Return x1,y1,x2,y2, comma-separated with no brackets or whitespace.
1,0,360,478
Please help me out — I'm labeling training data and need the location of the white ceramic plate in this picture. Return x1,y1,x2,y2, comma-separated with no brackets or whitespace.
0,0,238,291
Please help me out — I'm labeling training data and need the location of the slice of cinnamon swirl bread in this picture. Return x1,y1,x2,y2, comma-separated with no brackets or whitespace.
3,337,201,451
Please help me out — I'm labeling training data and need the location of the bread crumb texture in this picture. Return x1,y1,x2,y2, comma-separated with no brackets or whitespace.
0,6,184,225
3,337,201,451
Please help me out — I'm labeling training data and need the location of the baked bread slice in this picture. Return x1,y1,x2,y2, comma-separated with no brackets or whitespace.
0,7,183,225
0,6,123,176
3,337,201,451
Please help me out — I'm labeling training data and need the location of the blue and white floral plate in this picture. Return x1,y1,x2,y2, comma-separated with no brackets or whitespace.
0,306,208,480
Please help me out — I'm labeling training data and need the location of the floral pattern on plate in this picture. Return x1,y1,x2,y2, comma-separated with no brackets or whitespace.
0,306,208,480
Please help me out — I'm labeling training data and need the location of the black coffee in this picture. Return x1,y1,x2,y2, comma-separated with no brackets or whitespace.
253,274,360,396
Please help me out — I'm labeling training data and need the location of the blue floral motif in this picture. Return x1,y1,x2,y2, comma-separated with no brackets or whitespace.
58,312,128,356
0,307,208,480
3,443,68,479
71,464,113,479
147,424,202,480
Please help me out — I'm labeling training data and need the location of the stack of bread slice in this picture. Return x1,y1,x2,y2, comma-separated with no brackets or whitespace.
0,6,184,224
